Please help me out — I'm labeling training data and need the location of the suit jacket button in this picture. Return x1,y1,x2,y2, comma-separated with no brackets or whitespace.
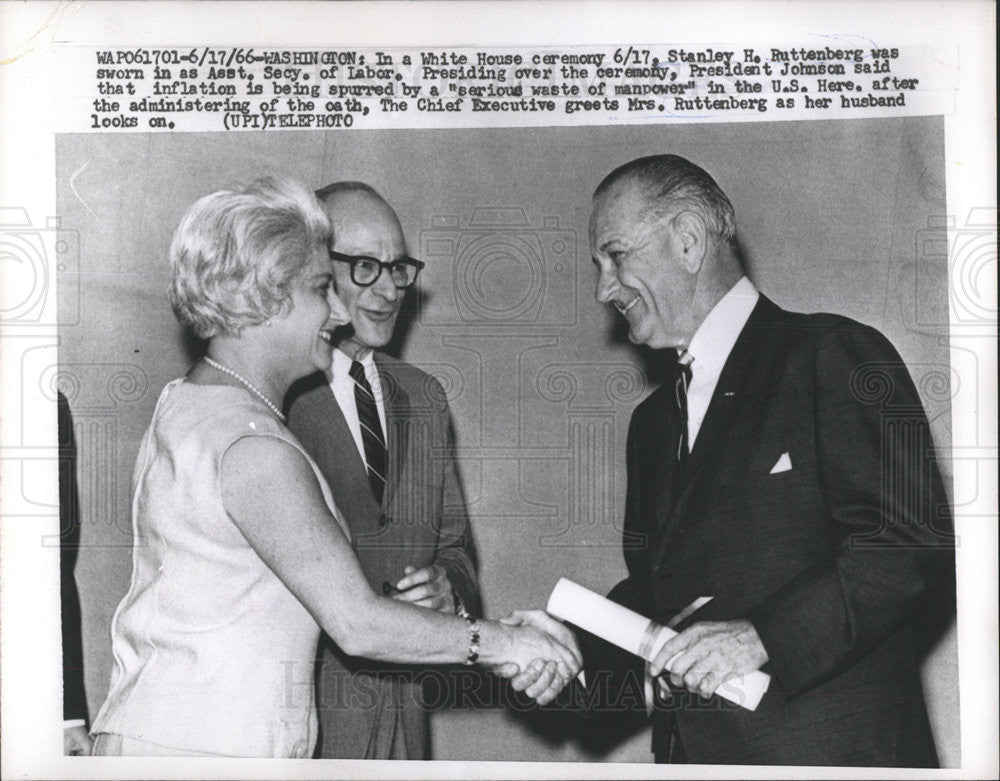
382,580,394,595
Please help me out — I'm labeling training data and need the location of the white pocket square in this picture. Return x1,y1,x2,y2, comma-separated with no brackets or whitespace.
769,452,792,474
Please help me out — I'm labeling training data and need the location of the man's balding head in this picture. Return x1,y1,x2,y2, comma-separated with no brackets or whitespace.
317,182,408,358
594,154,738,248
318,182,405,242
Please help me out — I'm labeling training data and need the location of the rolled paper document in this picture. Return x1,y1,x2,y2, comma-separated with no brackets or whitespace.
547,577,770,712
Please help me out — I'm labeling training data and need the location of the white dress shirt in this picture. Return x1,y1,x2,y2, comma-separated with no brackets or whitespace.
684,275,759,448
329,348,389,461
648,276,760,708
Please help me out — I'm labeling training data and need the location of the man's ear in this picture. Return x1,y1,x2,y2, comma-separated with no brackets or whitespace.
670,210,708,273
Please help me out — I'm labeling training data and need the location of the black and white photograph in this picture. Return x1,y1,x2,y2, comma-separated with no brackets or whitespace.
1,3,995,779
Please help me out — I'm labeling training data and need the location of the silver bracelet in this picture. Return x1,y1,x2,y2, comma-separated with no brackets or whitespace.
463,614,480,666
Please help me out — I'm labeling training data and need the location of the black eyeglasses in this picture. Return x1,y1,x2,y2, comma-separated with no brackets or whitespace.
328,249,425,289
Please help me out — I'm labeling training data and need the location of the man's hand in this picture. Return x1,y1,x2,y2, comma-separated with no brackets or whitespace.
494,609,582,704
392,564,455,614
649,619,768,699
63,724,92,756
503,658,566,704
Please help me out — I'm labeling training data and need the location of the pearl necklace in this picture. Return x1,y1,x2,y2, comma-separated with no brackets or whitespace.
203,356,286,423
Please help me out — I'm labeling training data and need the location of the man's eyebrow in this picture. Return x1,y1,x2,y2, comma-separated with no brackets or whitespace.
595,238,620,255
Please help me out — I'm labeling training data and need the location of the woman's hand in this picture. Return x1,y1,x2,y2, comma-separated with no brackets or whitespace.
492,609,582,705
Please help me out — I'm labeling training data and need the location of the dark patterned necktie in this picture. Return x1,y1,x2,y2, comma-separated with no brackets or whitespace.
675,350,694,465
349,360,387,503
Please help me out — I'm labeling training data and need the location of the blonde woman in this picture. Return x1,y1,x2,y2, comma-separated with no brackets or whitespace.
91,178,579,758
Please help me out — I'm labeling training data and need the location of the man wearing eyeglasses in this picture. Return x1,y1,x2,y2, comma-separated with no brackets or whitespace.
286,182,480,760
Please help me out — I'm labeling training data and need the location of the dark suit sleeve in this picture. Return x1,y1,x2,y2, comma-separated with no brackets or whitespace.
748,325,954,695
428,390,480,616
58,393,89,724
576,579,650,722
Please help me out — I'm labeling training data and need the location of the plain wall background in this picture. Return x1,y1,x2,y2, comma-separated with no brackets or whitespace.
56,116,958,764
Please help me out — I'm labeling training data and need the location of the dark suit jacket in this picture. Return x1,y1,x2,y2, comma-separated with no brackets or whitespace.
586,295,954,766
286,352,479,759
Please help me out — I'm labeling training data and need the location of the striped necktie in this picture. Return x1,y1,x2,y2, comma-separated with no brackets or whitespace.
349,360,387,503
675,350,694,464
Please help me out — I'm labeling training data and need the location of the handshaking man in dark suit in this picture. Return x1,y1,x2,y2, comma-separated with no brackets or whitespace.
584,155,954,766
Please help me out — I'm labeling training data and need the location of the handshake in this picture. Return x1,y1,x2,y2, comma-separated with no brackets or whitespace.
490,609,582,706
390,564,581,705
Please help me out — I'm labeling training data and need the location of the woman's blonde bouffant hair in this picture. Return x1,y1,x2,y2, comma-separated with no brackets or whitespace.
168,177,331,339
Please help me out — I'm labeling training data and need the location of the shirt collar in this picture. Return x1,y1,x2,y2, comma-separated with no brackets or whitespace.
686,276,759,376
332,347,377,380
